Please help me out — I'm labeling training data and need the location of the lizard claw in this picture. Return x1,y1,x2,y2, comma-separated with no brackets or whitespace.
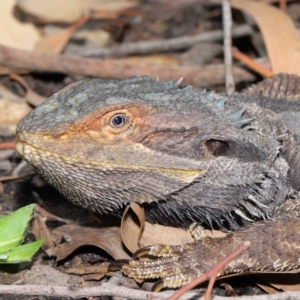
108,259,130,271
132,245,153,259
152,279,164,292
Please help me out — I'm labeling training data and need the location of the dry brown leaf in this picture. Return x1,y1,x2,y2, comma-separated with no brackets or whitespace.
0,0,40,50
231,0,300,75
9,73,46,106
63,257,110,279
84,273,106,280
121,203,145,253
31,204,70,251
48,224,130,261
0,85,31,125
35,17,88,54
253,273,300,293
121,203,193,254
249,270,300,294
65,263,109,275
0,84,23,101
0,98,31,131
25,89,46,106
17,0,83,23
73,29,110,47
140,222,194,248
0,125,17,137
31,214,55,251
17,0,138,23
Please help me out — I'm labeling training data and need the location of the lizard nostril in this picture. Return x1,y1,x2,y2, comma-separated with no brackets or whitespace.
57,133,70,140
51,128,70,139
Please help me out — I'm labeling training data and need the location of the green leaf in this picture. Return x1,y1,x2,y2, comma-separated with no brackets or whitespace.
0,239,44,264
0,204,35,253
0,252,8,260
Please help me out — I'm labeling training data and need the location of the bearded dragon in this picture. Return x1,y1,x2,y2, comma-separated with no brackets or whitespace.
16,73,300,289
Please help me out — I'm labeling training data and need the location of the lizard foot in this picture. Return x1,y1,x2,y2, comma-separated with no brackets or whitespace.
122,242,211,289
122,217,300,290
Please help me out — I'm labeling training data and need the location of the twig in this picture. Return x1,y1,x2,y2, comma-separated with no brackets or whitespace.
232,47,273,78
167,241,251,300
0,283,163,299
9,73,31,90
1,282,300,299
222,0,235,94
65,24,253,57
0,141,15,150
0,45,257,88
0,173,34,182
279,0,287,11
0,283,198,299
35,16,89,54
204,274,217,300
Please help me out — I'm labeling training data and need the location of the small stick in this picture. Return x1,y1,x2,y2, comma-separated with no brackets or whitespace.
0,44,257,87
0,141,15,150
222,0,235,94
232,47,273,78
0,173,34,182
66,25,253,57
167,241,251,300
204,274,217,300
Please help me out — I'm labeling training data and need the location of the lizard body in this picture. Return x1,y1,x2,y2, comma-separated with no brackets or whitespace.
16,73,300,288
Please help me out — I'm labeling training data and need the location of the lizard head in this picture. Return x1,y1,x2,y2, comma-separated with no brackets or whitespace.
16,76,289,229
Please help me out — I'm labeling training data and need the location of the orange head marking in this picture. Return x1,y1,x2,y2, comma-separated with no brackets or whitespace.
74,104,149,143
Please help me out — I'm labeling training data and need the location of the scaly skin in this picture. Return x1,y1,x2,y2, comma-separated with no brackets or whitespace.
15,74,300,288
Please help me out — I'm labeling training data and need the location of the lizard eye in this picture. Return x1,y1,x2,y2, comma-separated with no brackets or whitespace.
110,114,128,128
88,105,146,140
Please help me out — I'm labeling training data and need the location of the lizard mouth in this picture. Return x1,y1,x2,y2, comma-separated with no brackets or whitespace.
15,140,207,183
15,140,24,156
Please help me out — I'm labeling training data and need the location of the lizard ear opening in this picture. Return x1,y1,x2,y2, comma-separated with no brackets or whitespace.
204,139,229,157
